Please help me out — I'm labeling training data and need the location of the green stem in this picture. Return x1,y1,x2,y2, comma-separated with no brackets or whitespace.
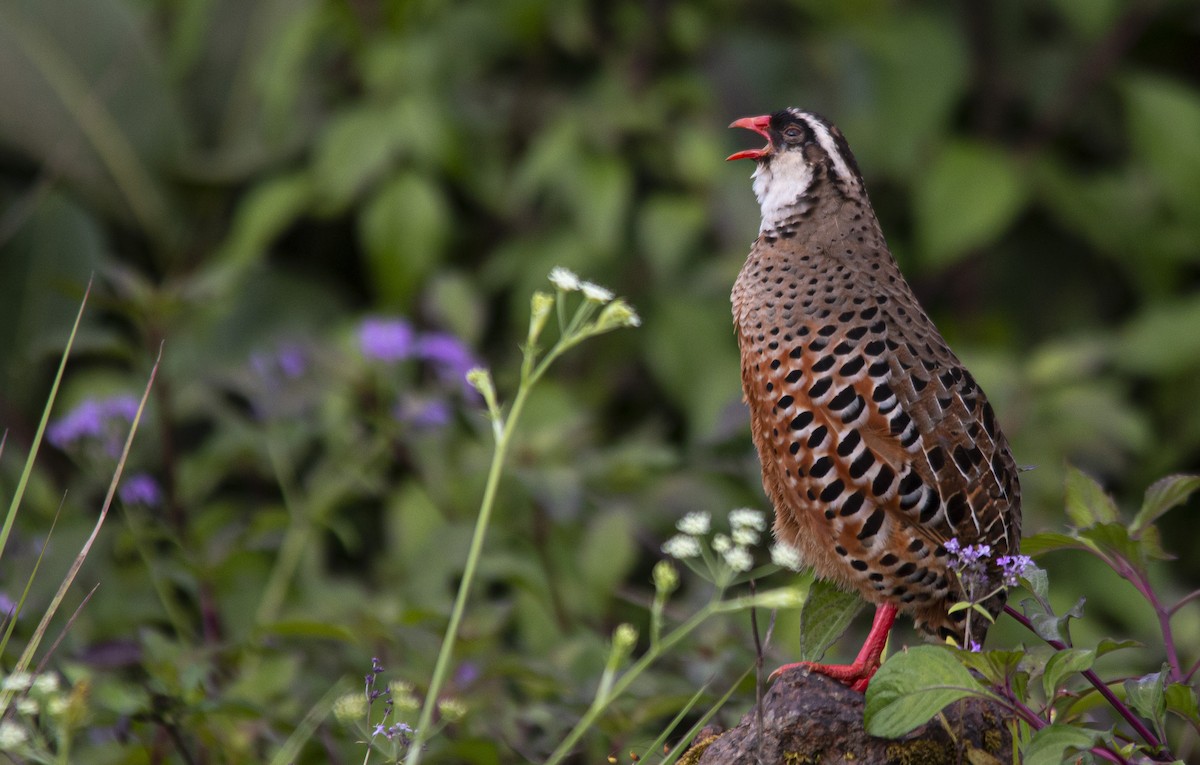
405,351,544,765
543,596,723,765
255,437,309,627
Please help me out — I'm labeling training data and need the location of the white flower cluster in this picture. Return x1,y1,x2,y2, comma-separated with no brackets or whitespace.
548,266,614,303
660,506,806,579
660,509,765,574
546,267,641,329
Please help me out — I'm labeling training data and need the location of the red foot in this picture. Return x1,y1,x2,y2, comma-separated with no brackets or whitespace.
770,660,876,692
770,603,898,694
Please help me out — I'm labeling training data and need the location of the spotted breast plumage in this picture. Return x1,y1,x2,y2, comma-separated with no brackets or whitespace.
728,109,1022,691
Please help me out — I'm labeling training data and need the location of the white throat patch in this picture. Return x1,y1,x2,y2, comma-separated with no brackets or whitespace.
751,151,815,233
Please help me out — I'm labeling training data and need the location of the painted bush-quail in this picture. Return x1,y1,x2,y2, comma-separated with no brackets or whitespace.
727,109,1022,691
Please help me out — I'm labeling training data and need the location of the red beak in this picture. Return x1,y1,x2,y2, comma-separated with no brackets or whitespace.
726,115,773,161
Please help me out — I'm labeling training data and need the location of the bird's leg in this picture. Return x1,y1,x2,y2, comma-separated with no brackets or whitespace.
770,603,898,693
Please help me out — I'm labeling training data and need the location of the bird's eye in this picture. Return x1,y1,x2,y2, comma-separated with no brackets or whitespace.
783,126,803,141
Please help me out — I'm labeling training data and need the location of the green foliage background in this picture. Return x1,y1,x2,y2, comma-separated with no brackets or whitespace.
1,0,1199,761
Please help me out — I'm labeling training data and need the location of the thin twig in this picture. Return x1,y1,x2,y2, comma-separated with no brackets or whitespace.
1168,588,1200,617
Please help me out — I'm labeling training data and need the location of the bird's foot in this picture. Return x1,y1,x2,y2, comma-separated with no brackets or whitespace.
769,660,877,693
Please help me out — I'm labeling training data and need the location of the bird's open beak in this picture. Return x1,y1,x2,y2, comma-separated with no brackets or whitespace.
726,115,773,161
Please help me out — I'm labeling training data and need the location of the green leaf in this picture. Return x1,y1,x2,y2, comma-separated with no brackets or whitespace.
1095,638,1141,657
311,104,398,209
1124,670,1167,735
1118,297,1200,376
1165,682,1200,725
1124,73,1200,213
914,141,1027,268
864,645,985,737
262,620,356,641
799,579,864,662
1021,723,1100,765
578,510,637,604
1020,532,1084,557
637,195,707,278
1133,474,1200,534
1078,522,1152,575
1064,466,1119,527
358,172,449,306
956,649,1025,687
1021,563,1050,601
1042,648,1095,699
216,172,314,271
1021,597,1085,644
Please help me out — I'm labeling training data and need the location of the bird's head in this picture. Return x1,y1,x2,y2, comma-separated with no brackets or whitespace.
728,109,864,226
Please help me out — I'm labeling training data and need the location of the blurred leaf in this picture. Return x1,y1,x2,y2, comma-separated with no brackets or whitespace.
637,195,707,278
914,141,1027,269
216,172,314,272
570,156,631,256
1133,474,1200,534
578,510,636,605
1117,297,1200,375
311,105,399,210
358,172,449,306
799,578,863,662
1123,669,1167,737
864,646,984,737
1095,638,1141,657
1123,73,1200,213
1033,160,1156,263
852,12,967,176
1041,648,1094,699
1021,723,1099,765
1064,466,1118,527
1020,532,1084,557
0,0,182,242
1048,0,1124,39
1165,682,1200,725
643,295,742,441
261,620,355,641
0,191,105,403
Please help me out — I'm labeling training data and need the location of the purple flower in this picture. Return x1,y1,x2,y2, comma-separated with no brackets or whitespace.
416,332,476,374
48,395,140,454
453,661,480,687
415,332,481,399
119,473,162,507
359,318,415,362
968,640,982,653
395,397,452,429
944,538,992,571
277,344,307,378
996,554,1034,587
250,343,310,385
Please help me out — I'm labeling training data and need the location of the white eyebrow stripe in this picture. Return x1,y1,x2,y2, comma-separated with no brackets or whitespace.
795,110,860,193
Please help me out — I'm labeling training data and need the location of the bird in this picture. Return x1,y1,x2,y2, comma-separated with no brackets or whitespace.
727,108,1022,692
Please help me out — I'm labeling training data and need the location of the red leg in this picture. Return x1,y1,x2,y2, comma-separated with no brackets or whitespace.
770,603,898,693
